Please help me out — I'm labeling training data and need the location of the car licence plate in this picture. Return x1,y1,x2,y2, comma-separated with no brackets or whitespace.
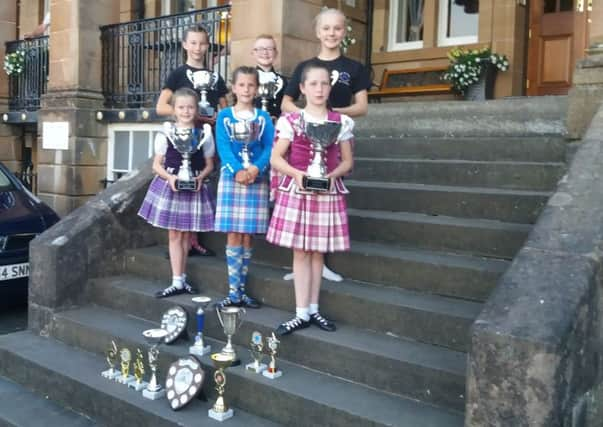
0,263,29,281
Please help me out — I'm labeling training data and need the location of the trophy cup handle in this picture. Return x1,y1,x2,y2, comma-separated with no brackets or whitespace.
216,306,224,327
223,117,233,141
257,115,266,139
237,308,246,330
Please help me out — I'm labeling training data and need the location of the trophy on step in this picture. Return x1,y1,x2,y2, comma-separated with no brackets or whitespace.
302,118,341,192
262,332,282,379
101,340,119,380
142,328,169,400
189,296,212,357
128,348,148,391
216,306,246,366
245,331,267,374
115,347,136,385
208,352,234,421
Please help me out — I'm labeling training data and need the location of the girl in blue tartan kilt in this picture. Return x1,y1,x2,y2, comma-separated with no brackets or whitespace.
138,88,215,298
214,66,274,309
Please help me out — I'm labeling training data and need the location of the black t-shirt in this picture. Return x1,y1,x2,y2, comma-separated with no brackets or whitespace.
253,67,288,119
284,56,371,108
164,64,228,109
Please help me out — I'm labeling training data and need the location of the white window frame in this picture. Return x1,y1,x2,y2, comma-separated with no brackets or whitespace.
438,0,479,47
388,0,424,52
107,123,163,183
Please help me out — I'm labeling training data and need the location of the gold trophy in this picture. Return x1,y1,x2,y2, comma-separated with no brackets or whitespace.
101,340,119,380
116,347,136,385
262,333,282,379
245,331,267,374
208,353,234,421
128,348,148,391
216,306,246,366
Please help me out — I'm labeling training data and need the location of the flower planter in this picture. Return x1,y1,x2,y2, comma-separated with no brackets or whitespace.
463,62,498,101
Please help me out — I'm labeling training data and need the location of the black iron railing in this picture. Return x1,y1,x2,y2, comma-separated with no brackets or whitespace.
100,6,231,109
5,36,49,111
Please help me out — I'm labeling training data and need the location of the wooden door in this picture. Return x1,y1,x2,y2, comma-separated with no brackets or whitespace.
527,0,590,95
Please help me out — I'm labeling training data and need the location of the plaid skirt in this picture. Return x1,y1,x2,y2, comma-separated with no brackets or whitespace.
138,176,215,232
214,171,270,234
266,182,350,253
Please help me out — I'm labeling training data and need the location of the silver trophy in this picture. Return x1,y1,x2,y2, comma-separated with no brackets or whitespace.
142,328,169,400
189,296,212,357
302,118,342,192
257,71,284,112
188,69,218,117
224,117,264,169
245,331,267,374
164,123,206,191
216,306,246,366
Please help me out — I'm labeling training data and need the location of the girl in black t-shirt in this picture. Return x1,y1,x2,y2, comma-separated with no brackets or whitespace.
281,8,370,118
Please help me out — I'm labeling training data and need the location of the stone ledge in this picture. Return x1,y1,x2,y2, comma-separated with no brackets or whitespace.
28,159,157,333
466,105,603,426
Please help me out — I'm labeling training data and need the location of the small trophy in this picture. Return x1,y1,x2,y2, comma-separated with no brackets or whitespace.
101,340,119,380
115,347,136,385
128,348,148,391
188,69,218,117
245,331,267,374
224,117,264,169
262,333,282,379
302,118,342,192
189,296,212,357
142,328,169,400
208,353,234,421
216,306,246,366
163,123,206,191
257,70,283,113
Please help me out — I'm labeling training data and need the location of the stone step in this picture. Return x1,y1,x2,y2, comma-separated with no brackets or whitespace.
197,234,506,301
124,247,482,352
351,158,565,191
353,136,566,163
0,375,97,427
345,180,550,224
347,208,531,259
0,332,277,427
71,294,466,411
356,97,567,137
46,307,464,426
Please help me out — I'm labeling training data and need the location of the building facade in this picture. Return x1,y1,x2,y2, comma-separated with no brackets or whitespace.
0,0,602,215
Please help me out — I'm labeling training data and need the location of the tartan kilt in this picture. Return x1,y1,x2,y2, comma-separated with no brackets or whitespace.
138,176,215,232
266,187,350,253
214,171,270,234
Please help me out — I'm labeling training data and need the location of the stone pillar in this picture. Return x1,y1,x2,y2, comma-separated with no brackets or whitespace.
0,2,22,173
589,1,603,48
37,0,119,216
230,0,321,76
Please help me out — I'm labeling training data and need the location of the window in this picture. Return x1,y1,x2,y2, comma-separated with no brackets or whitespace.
438,0,479,47
107,124,162,183
388,0,424,51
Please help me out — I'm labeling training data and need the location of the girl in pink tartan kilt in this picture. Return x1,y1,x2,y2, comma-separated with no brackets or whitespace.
267,61,354,336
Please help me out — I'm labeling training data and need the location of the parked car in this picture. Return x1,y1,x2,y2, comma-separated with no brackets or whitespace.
0,162,59,306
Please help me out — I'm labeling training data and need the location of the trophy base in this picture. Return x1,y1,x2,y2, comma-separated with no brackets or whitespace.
208,408,234,422
115,374,136,385
101,369,120,380
142,388,166,400
176,180,197,191
245,362,267,374
303,176,330,192
189,344,211,357
128,381,148,391
262,369,283,379
199,106,215,117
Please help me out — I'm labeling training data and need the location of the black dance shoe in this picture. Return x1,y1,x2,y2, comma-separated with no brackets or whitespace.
309,312,336,332
275,316,310,336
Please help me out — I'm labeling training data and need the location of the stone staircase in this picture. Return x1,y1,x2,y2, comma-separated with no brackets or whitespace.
0,97,568,427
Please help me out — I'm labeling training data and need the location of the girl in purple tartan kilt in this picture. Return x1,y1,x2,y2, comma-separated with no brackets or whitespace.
138,88,215,298
214,66,274,309
267,62,354,336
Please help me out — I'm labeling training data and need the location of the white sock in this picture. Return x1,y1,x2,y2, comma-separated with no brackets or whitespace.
309,304,319,315
296,307,310,321
171,276,184,289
